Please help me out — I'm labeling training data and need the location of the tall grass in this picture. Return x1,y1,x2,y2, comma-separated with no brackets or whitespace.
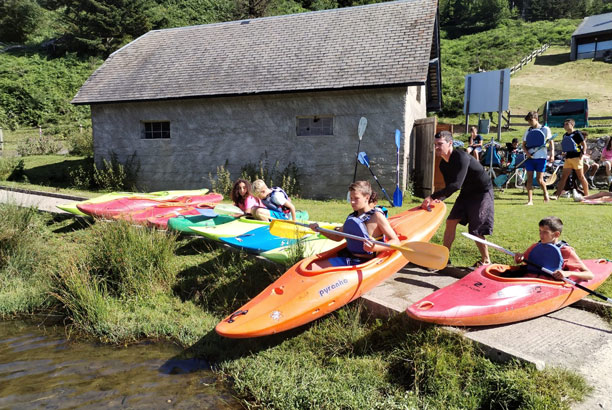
0,204,53,316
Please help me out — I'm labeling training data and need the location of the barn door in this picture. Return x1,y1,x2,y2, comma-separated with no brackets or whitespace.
410,117,437,198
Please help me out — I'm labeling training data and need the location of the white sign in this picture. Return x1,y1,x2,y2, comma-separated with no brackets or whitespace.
463,69,510,114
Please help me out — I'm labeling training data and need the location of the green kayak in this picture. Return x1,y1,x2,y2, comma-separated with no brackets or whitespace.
168,214,235,233
260,235,344,264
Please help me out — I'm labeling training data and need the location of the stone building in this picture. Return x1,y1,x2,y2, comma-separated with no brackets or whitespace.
72,0,442,199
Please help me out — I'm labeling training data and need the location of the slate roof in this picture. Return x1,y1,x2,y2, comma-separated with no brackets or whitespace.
572,11,612,37
72,0,438,105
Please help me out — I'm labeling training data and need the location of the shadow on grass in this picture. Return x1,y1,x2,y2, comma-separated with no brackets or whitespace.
49,214,92,233
172,246,283,316
22,157,91,188
534,52,570,66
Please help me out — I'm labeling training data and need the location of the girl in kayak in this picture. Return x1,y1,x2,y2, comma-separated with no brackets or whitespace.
230,179,264,215
310,181,399,267
513,216,593,281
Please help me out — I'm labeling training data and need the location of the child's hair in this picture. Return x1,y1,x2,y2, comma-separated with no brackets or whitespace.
524,111,538,121
470,126,478,133
539,216,563,234
606,136,612,151
251,179,268,197
511,137,518,144
564,118,575,126
230,178,252,206
349,180,378,204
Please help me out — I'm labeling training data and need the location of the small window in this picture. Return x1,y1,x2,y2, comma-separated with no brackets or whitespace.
142,121,170,139
296,116,333,136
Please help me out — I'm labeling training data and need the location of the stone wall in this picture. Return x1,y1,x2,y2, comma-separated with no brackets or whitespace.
91,87,427,199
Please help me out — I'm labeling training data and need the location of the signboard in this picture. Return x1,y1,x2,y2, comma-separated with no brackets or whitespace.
463,69,510,114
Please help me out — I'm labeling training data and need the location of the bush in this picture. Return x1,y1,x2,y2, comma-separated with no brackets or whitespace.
16,134,63,156
240,152,302,197
0,157,20,180
66,127,94,156
92,152,140,191
208,160,233,197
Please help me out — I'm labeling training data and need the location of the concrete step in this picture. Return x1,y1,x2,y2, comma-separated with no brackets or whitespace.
362,264,612,410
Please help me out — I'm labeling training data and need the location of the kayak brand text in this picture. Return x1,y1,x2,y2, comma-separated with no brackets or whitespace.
319,279,349,297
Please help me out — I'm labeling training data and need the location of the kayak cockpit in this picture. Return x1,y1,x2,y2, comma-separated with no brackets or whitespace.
483,264,565,285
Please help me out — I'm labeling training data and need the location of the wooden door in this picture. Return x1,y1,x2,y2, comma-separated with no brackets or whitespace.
410,117,437,198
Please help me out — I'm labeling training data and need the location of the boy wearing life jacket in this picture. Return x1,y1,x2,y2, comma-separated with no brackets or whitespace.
513,216,593,281
552,118,590,199
310,181,399,267
252,179,297,221
522,111,554,205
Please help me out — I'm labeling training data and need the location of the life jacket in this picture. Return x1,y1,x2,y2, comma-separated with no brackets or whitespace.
561,132,579,153
526,241,567,275
343,206,388,255
525,128,546,150
261,187,289,213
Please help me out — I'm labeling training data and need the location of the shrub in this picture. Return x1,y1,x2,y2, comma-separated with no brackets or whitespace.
0,157,20,180
208,160,233,197
68,157,94,189
7,159,27,183
240,152,302,197
66,127,94,156
16,134,63,156
92,151,140,191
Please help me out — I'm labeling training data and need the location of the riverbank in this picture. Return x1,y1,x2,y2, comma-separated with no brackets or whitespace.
1,187,611,408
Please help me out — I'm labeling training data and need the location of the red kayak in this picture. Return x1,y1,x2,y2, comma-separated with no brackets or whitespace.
77,192,222,219
406,259,612,326
116,203,210,228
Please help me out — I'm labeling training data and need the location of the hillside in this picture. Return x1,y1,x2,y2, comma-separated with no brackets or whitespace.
509,45,612,116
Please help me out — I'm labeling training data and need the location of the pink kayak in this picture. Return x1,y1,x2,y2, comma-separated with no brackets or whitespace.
77,192,222,219
406,259,612,326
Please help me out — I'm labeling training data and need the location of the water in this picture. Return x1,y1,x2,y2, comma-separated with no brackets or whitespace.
0,321,239,409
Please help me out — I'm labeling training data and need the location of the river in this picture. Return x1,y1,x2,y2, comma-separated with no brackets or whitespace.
0,320,240,409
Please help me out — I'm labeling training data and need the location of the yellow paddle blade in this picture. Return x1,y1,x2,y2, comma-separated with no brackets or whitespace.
269,220,338,239
392,241,449,270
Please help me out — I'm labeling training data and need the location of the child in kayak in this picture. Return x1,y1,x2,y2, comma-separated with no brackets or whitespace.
310,181,399,267
230,178,264,215
252,179,297,221
513,216,593,281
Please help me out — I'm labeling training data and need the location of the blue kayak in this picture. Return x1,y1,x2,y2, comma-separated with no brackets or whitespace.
219,226,299,254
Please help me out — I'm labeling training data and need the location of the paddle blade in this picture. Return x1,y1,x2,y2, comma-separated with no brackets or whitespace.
395,129,401,149
358,117,367,139
393,186,403,207
397,241,448,270
358,151,369,166
214,203,244,216
270,220,315,239
196,208,218,218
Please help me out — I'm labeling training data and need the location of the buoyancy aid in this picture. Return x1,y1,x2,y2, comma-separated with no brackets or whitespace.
526,241,567,275
561,132,579,153
262,187,289,213
525,128,546,151
343,206,388,255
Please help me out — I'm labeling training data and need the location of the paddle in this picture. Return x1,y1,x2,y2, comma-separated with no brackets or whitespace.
348,117,368,202
462,232,612,304
358,151,395,207
494,133,558,187
393,129,403,207
270,220,449,270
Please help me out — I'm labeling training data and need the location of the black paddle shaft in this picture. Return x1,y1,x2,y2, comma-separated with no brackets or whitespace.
524,259,612,304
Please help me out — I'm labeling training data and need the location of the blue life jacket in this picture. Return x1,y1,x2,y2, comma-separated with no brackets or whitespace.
526,241,567,275
343,206,388,255
561,133,579,153
262,187,289,213
525,128,546,150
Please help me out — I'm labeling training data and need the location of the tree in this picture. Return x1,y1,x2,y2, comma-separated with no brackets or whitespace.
46,0,153,57
0,0,43,43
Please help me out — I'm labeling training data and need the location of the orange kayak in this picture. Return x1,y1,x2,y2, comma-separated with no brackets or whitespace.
215,203,446,338
406,260,612,326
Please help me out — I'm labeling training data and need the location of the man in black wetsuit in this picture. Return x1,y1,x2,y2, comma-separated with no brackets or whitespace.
421,131,494,267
